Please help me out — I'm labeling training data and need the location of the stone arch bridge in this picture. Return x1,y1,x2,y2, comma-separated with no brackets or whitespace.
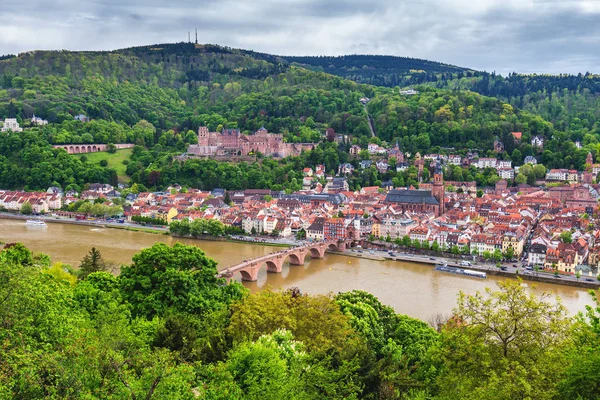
218,240,353,282
53,143,135,154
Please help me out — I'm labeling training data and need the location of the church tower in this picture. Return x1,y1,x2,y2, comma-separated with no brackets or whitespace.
586,152,594,171
432,162,445,217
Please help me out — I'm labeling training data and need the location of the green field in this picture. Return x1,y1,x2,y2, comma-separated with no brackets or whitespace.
82,149,133,183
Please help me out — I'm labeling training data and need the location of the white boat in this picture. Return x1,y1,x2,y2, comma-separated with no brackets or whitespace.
25,219,47,228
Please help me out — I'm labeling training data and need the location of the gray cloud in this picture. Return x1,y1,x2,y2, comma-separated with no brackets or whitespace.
1,0,600,74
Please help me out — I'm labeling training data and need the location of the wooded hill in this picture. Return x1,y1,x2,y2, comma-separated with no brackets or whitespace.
0,42,596,191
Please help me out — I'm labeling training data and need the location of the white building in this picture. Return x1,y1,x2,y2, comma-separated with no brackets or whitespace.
400,89,419,95
1,118,23,132
531,136,544,148
31,115,48,126
477,158,497,169
546,169,567,181
498,168,515,179
497,160,512,169
379,217,415,240
368,143,387,155
448,155,462,166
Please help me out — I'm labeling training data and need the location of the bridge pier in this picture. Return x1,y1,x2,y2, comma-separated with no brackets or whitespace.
266,256,284,273
288,250,307,266
239,263,261,281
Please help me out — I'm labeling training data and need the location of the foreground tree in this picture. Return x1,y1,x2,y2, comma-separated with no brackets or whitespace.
435,280,571,399
557,290,600,399
78,247,107,278
118,243,246,319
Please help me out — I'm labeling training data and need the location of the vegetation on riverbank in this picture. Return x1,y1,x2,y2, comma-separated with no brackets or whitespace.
1,241,599,399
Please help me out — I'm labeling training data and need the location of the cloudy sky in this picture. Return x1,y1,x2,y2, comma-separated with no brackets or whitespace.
1,0,599,74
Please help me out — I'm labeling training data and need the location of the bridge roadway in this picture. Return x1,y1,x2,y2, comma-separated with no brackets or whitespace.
218,240,352,281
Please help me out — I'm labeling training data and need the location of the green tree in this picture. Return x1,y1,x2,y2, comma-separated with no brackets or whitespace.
206,329,308,400
503,246,515,261
482,250,491,261
514,173,527,185
78,247,107,279
492,249,503,262
20,201,33,215
557,290,600,399
118,243,246,319
435,280,571,400
560,230,573,244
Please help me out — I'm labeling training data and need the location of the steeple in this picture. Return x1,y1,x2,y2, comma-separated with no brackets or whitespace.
432,161,445,217
195,29,198,45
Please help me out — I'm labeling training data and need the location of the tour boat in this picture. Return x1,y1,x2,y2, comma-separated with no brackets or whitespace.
434,264,486,279
25,219,47,228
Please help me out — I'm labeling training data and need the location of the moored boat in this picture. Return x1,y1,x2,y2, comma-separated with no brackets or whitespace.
434,264,486,279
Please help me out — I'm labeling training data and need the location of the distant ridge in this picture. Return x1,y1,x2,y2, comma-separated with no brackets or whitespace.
282,54,471,74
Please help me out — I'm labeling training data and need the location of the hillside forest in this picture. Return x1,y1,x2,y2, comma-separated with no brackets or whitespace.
0,43,598,192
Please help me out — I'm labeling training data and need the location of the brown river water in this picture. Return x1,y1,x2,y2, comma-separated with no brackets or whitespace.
0,219,595,321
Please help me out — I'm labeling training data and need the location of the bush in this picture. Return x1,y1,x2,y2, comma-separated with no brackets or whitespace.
122,160,129,165
99,160,108,167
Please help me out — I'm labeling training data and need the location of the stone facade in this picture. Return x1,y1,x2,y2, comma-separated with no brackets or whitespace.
188,126,314,158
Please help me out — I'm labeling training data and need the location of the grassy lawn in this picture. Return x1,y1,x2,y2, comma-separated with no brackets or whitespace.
82,149,133,183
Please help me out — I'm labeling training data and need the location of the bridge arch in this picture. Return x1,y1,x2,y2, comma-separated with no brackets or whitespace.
265,259,282,273
87,145,92,152
74,146,80,154
287,252,305,266
327,243,340,252
309,247,325,259
68,146,74,153
239,269,255,281
92,145,97,151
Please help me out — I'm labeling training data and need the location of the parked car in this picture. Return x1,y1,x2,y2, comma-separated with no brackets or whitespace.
585,278,595,282
500,266,508,271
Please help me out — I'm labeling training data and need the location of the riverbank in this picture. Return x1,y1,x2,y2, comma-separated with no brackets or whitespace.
374,251,600,290
0,213,294,249
3,212,598,290
0,217,594,319
0,212,168,233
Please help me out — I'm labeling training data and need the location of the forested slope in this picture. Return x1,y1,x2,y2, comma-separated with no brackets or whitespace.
0,42,593,191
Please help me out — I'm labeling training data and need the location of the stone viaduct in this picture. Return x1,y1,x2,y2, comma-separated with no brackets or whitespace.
53,143,135,154
218,240,353,282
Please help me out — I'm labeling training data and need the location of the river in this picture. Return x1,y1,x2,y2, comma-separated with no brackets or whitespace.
0,219,595,321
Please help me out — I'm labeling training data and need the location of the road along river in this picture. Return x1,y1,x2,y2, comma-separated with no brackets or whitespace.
0,219,595,321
